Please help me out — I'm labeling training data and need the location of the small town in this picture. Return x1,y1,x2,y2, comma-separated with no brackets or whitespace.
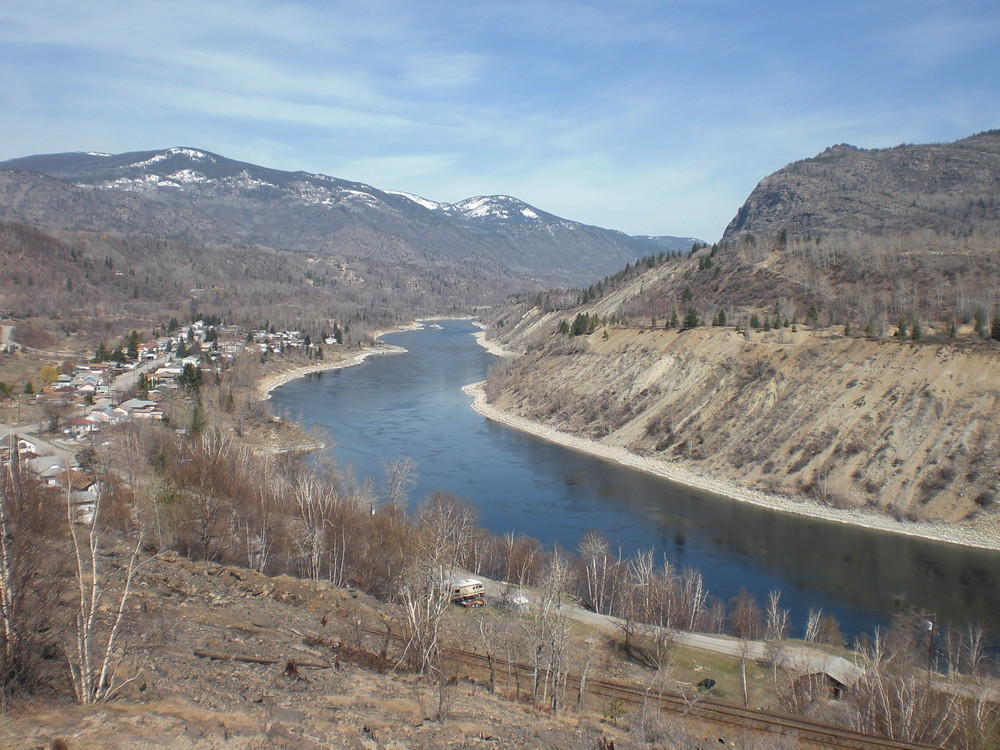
2,320,337,523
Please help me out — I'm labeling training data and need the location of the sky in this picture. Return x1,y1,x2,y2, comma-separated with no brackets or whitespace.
2,1,998,242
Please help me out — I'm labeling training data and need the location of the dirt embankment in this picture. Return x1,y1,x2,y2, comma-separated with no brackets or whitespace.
1,550,636,750
484,319,1000,547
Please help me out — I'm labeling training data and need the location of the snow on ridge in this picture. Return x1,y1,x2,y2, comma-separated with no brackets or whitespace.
384,190,448,211
95,174,180,192
168,169,207,184
168,147,212,161
83,152,112,157
339,188,381,206
454,195,535,220
127,147,213,169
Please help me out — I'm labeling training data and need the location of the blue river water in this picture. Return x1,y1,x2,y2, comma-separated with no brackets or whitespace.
270,319,1000,641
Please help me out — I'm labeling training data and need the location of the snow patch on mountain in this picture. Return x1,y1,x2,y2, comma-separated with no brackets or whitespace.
384,190,448,211
128,148,215,169
340,188,381,206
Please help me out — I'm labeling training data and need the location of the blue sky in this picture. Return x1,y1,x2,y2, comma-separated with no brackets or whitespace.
2,1,998,241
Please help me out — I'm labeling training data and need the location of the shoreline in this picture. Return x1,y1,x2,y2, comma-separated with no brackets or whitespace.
255,316,475,399
462,375,1000,552
257,343,407,399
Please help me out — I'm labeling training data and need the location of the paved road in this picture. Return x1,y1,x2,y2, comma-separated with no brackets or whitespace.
109,356,168,397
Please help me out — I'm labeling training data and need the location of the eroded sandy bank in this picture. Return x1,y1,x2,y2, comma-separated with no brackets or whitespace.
462,377,1000,552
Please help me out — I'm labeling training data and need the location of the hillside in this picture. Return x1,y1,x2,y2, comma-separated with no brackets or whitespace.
0,147,697,289
483,132,1000,538
724,131,1000,240
486,316,1000,533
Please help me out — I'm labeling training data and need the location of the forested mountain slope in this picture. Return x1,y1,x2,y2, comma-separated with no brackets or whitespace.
0,147,696,288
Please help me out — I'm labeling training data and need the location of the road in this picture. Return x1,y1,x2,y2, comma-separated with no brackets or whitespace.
479,575,862,683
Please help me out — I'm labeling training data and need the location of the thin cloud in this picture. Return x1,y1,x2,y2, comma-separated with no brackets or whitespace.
1,0,998,241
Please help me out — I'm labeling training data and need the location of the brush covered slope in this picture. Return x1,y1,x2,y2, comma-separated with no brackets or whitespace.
485,133,1000,539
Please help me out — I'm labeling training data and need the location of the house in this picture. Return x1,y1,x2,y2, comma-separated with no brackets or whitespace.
17,437,40,456
114,398,163,420
28,455,64,480
67,417,98,439
789,655,863,701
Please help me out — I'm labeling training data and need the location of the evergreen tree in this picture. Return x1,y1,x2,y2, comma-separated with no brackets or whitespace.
992,314,1000,341
189,399,206,436
683,307,700,329
974,309,987,338
126,330,140,360
750,313,761,330
178,363,202,393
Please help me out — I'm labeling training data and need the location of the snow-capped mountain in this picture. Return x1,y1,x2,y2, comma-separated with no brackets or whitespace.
0,147,698,285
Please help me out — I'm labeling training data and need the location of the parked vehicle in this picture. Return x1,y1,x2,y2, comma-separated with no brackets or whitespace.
450,578,486,607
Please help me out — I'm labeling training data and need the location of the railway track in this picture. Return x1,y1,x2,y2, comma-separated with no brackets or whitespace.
357,626,941,750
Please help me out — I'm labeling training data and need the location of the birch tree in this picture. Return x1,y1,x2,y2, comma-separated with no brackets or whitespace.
398,492,476,675
65,483,145,704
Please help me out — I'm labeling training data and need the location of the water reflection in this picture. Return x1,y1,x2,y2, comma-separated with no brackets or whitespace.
271,320,1000,640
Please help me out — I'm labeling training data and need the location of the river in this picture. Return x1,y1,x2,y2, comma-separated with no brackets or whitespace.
270,319,1000,642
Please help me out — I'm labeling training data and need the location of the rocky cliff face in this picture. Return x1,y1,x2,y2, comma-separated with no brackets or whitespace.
723,131,1000,241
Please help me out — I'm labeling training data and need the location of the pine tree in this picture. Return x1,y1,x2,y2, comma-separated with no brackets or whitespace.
683,307,700,329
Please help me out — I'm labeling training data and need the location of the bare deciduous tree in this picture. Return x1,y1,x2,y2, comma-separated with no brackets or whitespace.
65,483,145,704
578,529,619,616
525,548,575,710
0,439,62,696
382,456,417,510
764,589,790,642
398,492,476,675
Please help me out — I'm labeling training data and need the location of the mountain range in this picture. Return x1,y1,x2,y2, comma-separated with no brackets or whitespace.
0,147,697,288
